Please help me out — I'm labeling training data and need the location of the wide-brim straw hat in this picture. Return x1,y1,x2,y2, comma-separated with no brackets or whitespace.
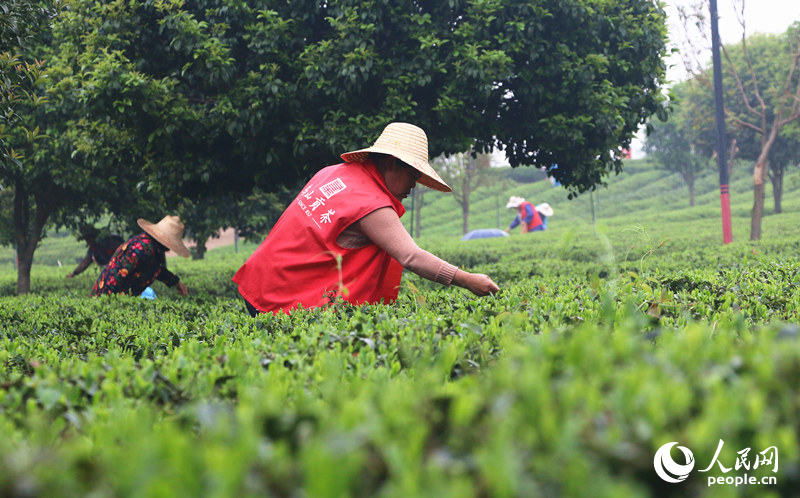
506,195,525,209
340,122,452,192
137,215,191,258
536,203,554,217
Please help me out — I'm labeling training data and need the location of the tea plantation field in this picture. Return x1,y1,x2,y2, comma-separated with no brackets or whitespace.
1,161,799,497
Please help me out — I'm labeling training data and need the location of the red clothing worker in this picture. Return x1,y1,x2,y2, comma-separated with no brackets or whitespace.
505,196,544,233
233,122,499,315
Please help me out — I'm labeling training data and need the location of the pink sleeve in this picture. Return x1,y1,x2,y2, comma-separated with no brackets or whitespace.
357,207,458,285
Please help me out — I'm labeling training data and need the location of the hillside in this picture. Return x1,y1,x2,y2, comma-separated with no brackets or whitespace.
405,158,800,242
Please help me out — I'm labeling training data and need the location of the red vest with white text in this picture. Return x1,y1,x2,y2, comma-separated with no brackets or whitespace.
519,201,543,231
232,160,405,314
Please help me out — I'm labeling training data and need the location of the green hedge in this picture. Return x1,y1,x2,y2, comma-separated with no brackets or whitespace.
1,225,798,496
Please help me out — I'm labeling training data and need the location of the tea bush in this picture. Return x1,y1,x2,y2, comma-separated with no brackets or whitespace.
1,220,798,497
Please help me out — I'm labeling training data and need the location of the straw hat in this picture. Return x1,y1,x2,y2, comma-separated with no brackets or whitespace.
340,122,452,192
505,195,525,209
137,215,191,258
536,203,554,217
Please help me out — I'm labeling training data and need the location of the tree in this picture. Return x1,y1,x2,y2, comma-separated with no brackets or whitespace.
675,3,800,239
720,25,800,239
0,0,669,286
644,83,710,206
47,0,670,215
407,186,427,239
179,187,294,258
733,118,800,214
435,151,494,234
0,1,68,294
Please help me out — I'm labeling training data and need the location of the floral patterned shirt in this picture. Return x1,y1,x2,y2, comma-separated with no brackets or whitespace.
91,233,180,296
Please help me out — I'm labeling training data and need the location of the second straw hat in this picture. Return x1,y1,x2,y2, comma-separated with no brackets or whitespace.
340,122,452,192
137,215,191,258
536,203,554,217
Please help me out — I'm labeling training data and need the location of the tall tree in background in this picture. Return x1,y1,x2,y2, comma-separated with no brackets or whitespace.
644,121,706,207
645,82,710,206
676,3,800,239
408,187,426,238
734,118,800,215
436,151,492,234
721,26,800,239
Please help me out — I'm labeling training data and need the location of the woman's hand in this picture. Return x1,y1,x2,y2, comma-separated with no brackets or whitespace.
454,270,499,296
176,281,189,296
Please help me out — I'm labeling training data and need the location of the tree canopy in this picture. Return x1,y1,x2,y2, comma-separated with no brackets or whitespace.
48,0,670,203
1,0,671,292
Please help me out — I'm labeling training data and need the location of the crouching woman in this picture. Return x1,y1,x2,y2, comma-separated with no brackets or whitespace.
91,215,190,297
233,122,499,316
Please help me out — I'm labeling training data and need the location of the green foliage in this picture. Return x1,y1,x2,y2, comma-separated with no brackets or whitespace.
501,165,549,184
0,224,799,495
179,186,293,258
0,163,798,498
1,0,672,287
644,82,710,206
0,0,56,163
43,0,669,209
0,2,64,293
0,1,55,52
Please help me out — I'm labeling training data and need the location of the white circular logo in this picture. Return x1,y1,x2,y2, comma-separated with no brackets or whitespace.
654,442,695,483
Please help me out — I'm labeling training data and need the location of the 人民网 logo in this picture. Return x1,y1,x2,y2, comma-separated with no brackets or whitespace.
654,442,695,483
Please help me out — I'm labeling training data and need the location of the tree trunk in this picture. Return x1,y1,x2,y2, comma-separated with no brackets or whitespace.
750,161,767,241
413,188,423,238
461,199,469,235
16,238,36,295
13,178,31,294
684,171,695,207
13,177,56,294
192,242,207,260
769,167,783,214
461,174,470,234
750,126,779,241
727,138,738,178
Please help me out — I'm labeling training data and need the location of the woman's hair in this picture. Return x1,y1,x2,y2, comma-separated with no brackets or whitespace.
371,153,411,170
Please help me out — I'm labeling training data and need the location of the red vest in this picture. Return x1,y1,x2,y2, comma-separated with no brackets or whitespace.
519,201,543,231
233,160,406,314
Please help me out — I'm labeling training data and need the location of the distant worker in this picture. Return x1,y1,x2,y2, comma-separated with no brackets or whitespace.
542,164,561,187
66,226,124,278
535,203,554,230
505,196,544,233
91,215,190,297
233,122,499,315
